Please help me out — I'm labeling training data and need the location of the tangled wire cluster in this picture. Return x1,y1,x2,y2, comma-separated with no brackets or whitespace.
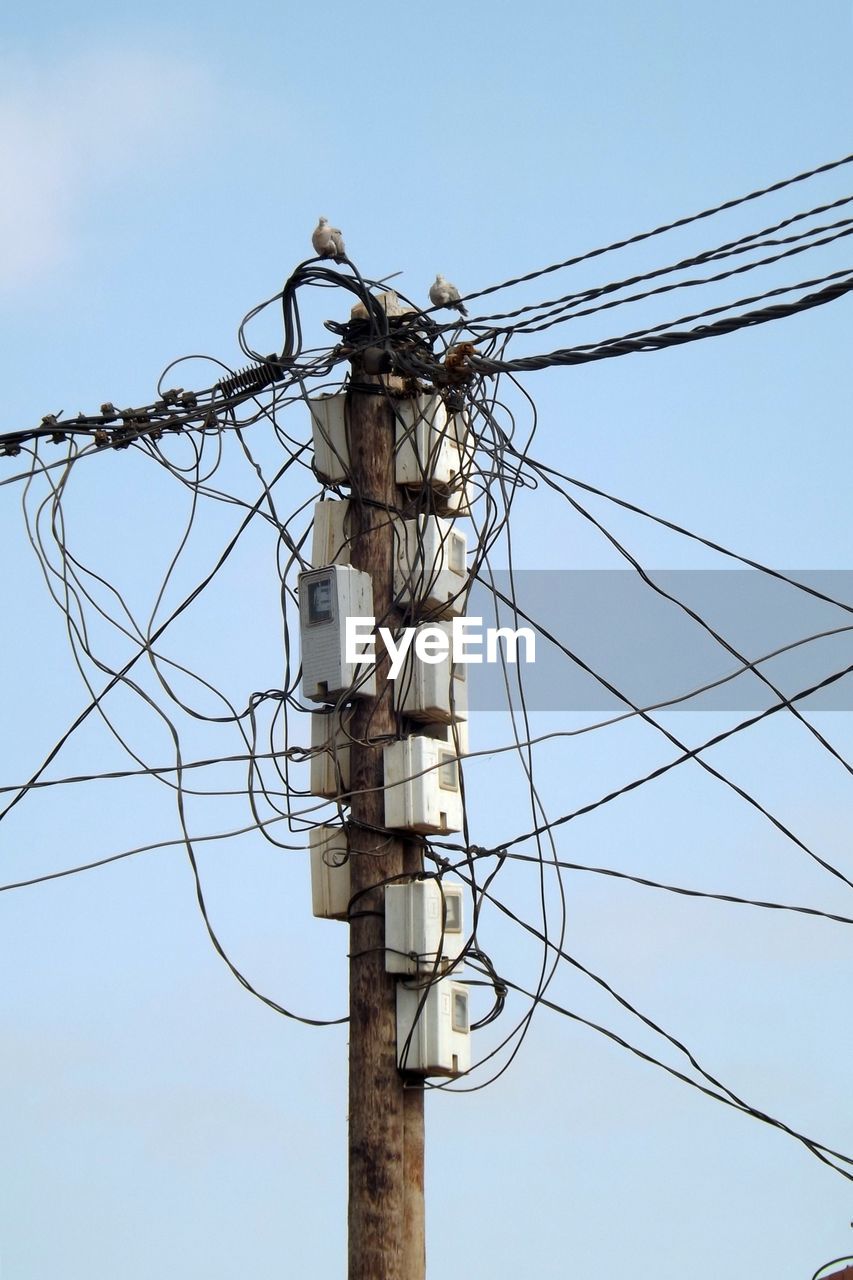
3,150,853,1181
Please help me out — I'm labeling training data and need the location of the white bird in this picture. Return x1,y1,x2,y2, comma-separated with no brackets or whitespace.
312,216,346,261
429,273,468,317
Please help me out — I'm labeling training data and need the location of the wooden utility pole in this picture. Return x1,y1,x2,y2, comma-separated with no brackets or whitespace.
346,311,425,1280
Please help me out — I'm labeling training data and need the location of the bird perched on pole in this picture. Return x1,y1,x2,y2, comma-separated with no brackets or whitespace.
429,273,468,317
312,216,346,261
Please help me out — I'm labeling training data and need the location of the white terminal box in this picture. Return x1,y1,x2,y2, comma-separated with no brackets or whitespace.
311,498,353,567
394,393,458,489
309,392,350,484
393,621,469,724
396,977,470,1077
299,565,376,703
451,408,475,464
444,407,478,515
309,826,350,921
441,408,476,516
310,707,353,799
393,516,468,619
385,878,465,975
383,735,464,835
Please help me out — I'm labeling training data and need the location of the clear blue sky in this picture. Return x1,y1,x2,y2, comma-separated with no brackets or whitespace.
2,3,853,1277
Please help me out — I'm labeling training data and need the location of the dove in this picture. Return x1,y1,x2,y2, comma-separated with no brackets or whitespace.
312,216,346,261
429,273,468,317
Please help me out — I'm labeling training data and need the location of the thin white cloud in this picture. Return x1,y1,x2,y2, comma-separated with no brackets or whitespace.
0,48,214,291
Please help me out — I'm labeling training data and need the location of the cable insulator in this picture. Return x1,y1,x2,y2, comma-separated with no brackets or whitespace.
216,355,287,399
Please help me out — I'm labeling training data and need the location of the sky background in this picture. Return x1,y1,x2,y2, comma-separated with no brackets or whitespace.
2,3,853,1278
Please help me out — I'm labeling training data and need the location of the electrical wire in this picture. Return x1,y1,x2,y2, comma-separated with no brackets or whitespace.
4,152,853,1197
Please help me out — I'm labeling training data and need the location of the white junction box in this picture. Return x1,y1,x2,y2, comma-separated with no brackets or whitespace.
438,407,475,516
310,707,353,799
309,392,350,484
383,735,464,834
299,565,376,703
311,498,353,567
385,878,465,975
394,393,458,489
450,408,474,460
393,622,468,724
396,977,470,1077
394,396,475,517
309,826,350,920
393,516,468,618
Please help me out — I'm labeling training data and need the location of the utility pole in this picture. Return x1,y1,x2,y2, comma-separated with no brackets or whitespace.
345,310,425,1280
